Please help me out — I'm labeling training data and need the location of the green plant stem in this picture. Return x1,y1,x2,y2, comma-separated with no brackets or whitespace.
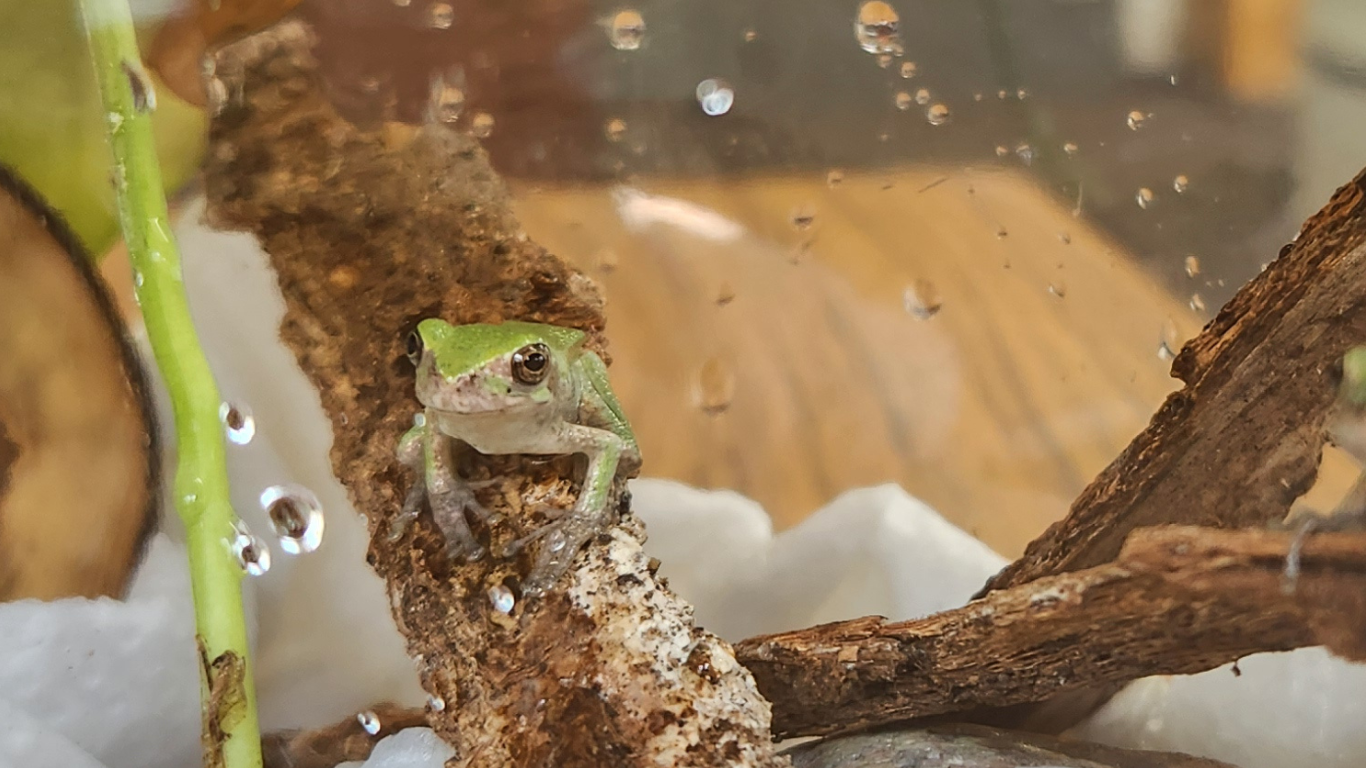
78,2,262,767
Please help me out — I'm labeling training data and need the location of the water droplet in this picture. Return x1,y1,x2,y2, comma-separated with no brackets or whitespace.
231,522,271,576
1184,255,1201,277
899,61,917,78
1126,110,1147,130
1058,232,1072,245
547,530,567,552
997,89,1008,99
428,695,446,712
607,9,645,50
392,0,411,5
122,60,157,114
695,78,734,116
854,1,900,55
471,111,495,138
743,29,757,42
357,710,381,736
1063,141,1078,156
1170,74,1179,86
995,145,1009,158
425,2,454,29
876,53,894,69
430,79,464,123
219,401,256,445
1173,174,1189,193
1157,341,1175,361
790,206,816,231
107,111,124,131
1048,280,1067,299
826,169,845,187
715,282,736,306
596,248,619,273
260,484,325,555
604,117,627,142
133,270,144,288
1136,188,1155,209
925,103,950,125
1016,88,1028,100
894,91,913,111
903,280,942,320
1189,293,1206,312
1015,142,1034,166
488,584,516,614
914,88,930,105
693,357,735,414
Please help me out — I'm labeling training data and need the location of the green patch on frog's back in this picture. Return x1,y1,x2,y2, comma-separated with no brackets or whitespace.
418,319,586,380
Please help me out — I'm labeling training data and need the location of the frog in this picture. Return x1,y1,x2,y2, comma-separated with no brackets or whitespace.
390,318,641,595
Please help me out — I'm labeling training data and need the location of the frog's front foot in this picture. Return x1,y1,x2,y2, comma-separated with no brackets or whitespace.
516,506,613,596
430,482,493,561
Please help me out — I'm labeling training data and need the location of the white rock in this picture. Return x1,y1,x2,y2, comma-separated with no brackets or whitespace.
633,480,1008,641
1075,648,1366,768
0,535,199,768
344,727,455,768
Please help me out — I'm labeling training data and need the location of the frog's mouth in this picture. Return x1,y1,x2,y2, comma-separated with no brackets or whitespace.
417,364,528,415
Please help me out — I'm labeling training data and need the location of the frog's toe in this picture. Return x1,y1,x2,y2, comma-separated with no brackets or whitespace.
387,479,428,543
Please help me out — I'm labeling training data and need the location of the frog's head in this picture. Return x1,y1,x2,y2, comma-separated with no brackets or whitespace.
407,319,571,414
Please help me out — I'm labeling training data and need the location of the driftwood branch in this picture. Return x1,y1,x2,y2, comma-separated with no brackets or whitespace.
738,526,1366,739
980,170,1366,595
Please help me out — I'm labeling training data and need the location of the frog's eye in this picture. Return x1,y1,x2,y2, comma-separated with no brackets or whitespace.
511,343,550,385
406,330,424,366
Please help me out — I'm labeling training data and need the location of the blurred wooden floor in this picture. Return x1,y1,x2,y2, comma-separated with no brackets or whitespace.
513,167,1207,557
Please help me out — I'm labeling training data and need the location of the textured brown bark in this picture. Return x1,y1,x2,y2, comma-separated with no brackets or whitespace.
979,170,1366,595
206,21,784,768
738,525,1366,739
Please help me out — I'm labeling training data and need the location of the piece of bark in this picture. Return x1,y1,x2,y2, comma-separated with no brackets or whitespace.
206,21,785,768
979,169,1366,595
784,724,1238,768
261,702,427,768
737,525,1366,739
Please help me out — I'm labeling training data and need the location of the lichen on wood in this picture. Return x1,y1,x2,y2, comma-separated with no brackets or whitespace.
205,20,786,768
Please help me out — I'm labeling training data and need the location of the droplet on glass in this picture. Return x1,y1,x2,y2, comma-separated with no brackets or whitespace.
926,103,950,126
914,88,930,105
431,80,464,124
894,91,913,111
693,357,735,415
854,1,900,55
790,206,816,231
1126,110,1147,130
1058,232,1072,245
357,710,381,736
826,169,845,187
1015,142,1034,166
1184,255,1201,277
604,117,627,142
899,61,917,78
1173,174,1189,193
425,2,454,29
997,89,1008,99
1063,141,1078,157
1048,281,1067,299
903,280,942,320
1189,293,1206,312
596,248,619,273
231,521,271,577
219,401,256,445
1157,341,1175,361
876,54,894,69
260,484,325,555
1016,88,1028,100
428,695,446,712
715,282,736,306
743,29,757,42
1136,187,1155,209
695,78,734,116
392,0,411,6
122,61,157,114
607,9,645,50
488,584,516,614
995,145,1009,158
133,270,144,288
471,111,495,138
